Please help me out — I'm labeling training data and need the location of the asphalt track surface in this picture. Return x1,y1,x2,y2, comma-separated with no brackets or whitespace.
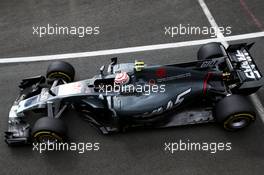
0,0,264,175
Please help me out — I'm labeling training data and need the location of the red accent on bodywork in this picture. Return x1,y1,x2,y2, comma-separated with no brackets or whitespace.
156,68,166,78
203,72,212,96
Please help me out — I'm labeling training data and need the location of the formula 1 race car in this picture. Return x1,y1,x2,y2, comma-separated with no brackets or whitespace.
5,42,264,145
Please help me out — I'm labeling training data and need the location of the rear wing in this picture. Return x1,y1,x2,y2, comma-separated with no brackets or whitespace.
226,43,264,92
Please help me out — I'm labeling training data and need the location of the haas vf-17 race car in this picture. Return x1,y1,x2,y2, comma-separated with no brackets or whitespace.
5,42,264,145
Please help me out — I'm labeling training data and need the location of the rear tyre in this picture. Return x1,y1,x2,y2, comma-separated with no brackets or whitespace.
46,61,75,83
197,42,225,60
32,117,67,143
214,95,256,131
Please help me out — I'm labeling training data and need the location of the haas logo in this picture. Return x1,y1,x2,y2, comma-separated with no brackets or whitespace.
140,88,192,118
175,88,191,105
235,50,261,79
166,88,191,109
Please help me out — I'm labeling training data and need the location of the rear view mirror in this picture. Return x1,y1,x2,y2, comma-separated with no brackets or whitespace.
100,65,105,76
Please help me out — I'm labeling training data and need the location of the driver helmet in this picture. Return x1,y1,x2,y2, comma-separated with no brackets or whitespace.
114,72,130,85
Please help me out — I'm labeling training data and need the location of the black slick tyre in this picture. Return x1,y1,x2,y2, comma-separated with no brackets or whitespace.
197,42,225,60
32,117,67,143
46,61,75,83
214,95,256,131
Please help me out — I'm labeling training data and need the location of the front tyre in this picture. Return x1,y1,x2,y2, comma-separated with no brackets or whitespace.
214,95,256,131
32,117,67,144
46,61,75,83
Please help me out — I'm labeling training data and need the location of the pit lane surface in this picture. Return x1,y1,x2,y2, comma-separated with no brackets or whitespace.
0,0,264,175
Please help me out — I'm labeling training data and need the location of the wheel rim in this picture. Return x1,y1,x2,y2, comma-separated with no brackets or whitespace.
47,72,72,82
228,117,249,129
224,113,254,130
38,134,58,144
34,131,63,144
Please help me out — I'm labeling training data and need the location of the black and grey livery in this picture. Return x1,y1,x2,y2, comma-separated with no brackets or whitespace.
5,42,264,145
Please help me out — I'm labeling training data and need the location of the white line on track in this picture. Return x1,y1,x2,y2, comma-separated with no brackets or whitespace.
198,0,228,47
0,31,264,64
249,94,264,119
198,0,264,123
